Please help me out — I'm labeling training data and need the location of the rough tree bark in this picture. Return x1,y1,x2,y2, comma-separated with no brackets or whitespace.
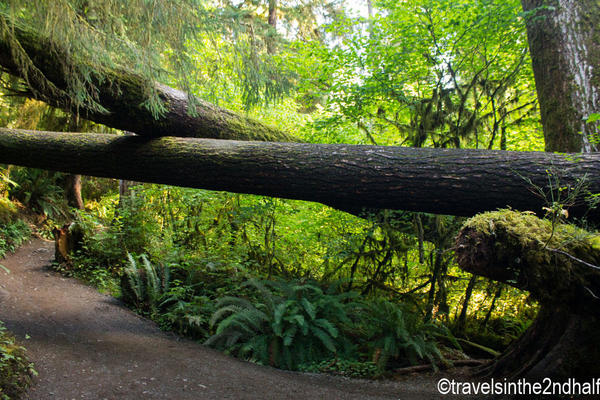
0,128,599,222
464,0,600,380
0,17,296,143
267,0,278,54
522,0,600,152
63,174,84,210
456,210,600,379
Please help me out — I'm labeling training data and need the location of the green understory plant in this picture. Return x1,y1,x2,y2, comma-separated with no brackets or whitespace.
205,279,356,370
298,358,381,378
8,168,66,218
0,322,35,400
157,291,214,339
354,299,457,369
121,253,172,315
55,253,119,295
0,219,31,259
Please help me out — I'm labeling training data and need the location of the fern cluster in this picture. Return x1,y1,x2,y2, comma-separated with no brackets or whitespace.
120,255,222,339
121,253,171,314
120,257,459,375
205,279,356,370
354,299,457,369
8,168,66,218
158,291,213,339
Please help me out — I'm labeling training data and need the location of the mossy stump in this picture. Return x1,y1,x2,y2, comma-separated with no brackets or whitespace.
455,210,600,379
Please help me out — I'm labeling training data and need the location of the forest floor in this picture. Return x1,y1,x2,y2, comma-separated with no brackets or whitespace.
0,239,475,399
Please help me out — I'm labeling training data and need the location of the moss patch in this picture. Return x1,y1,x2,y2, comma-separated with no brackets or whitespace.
457,209,600,310
463,209,599,258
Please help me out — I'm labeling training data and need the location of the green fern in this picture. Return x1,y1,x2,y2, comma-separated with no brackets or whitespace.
205,278,355,370
123,253,144,305
121,253,171,315
355,299,453,369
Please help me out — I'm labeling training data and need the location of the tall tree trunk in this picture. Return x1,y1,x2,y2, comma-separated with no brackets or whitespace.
521,0,600,152
0,17,296,143
64,174,84,210
1,128,599,222
267,0,277,54
472,0,600,380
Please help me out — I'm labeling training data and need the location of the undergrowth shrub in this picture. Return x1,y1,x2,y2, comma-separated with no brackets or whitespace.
0,220,31,259
0,322,35,400
0,197,17,224
205,279,356,370
158,293,214,339
353,299,457,369
461,316,531,352
120,254,230,339
8,168,66,218
298,358,381,378
121,253,172,313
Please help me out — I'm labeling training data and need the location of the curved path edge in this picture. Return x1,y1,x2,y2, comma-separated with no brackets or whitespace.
0,239,449,399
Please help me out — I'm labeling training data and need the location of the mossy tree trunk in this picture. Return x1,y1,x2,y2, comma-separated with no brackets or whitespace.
471,0,600,380
0,17,296,143
1,128,599,222
522,0,600,152
456,210,600,379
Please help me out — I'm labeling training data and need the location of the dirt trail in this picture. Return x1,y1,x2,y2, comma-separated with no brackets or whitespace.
0,239,452,399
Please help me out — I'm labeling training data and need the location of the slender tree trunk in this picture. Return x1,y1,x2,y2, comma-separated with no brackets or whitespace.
267,0,277,54
1,128,599,222
64,174,84,209
481,284,502,328
425,250,441,321
456,275,478,334
521,0,600,152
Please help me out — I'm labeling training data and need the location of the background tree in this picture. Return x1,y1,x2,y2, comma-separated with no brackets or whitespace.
521,0,600,152
289,0,540,150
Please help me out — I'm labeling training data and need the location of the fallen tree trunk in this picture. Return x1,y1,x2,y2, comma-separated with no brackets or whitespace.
1,128,599,221
455,210,600,379
0,18,296,143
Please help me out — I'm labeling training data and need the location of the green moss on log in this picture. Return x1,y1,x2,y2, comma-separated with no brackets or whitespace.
456,209,600,314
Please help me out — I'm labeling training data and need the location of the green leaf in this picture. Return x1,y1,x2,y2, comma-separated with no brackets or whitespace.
586,113,600,123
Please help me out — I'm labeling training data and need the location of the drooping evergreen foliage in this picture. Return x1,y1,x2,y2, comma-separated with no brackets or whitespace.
0,0,345,114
